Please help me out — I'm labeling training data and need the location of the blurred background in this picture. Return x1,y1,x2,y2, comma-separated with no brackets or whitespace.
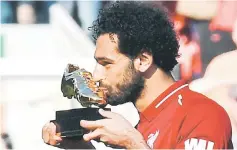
0,0,237,149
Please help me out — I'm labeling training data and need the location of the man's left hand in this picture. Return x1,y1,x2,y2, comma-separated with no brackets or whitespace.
80,109,145,148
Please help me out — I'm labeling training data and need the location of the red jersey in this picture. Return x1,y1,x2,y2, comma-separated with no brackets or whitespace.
137,80,233,149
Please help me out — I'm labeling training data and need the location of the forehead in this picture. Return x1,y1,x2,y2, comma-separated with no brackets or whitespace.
95,34,121,59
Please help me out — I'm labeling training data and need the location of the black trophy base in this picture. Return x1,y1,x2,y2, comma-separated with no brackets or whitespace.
51,108,110,138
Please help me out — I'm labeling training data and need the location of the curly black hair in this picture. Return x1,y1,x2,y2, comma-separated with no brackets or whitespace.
89,1,179,73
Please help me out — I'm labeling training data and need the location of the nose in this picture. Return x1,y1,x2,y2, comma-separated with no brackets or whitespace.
93,63,105,82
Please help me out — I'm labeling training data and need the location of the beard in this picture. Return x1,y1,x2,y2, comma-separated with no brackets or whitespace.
101,61,145,106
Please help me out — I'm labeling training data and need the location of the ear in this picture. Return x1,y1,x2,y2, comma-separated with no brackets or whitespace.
133,51,153,73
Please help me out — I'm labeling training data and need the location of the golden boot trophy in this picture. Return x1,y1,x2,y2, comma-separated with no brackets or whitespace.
51,64,109,138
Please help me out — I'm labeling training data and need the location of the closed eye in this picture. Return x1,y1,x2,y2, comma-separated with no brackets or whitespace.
100,61,113,67
94,56,115,66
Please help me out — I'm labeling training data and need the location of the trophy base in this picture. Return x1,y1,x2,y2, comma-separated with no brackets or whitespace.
51,108,110,138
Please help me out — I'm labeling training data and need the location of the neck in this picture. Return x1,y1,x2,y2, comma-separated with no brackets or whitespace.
135,68,175,112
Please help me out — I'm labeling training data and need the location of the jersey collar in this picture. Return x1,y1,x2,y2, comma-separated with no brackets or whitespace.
140,80,188,122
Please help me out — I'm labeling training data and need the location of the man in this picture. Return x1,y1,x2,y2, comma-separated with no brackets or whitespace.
190,50,237,149
42,1,233,149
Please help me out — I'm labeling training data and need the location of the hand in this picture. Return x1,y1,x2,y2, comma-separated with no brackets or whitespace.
42,122,62,146
80,109,146,148
42,122,95,149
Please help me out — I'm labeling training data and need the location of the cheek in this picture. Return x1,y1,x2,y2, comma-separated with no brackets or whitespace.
104,69,124,89
107,71,122,85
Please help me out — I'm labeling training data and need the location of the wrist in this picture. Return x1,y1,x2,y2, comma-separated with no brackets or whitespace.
125,130,150,149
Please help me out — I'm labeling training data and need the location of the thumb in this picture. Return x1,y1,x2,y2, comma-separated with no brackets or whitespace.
53,135,62,141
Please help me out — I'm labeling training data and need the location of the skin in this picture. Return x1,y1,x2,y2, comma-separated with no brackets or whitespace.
42,34,175,149
233,19,237,46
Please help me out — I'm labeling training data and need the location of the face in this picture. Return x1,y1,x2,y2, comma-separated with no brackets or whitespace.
93,34,145,106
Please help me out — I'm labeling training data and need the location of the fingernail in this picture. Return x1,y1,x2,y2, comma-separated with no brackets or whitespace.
53,135,62,141
83,134,89,141
80,120,87,126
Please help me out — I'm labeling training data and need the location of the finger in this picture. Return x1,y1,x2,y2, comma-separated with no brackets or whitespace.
100,136,109,143
83,129,103,141
42,123,51,143
48,134,62,146
80,120,104,130
53,135,62,141
49,139,58,146
48,123,61,145
42,130,50,143
99,109,119,119
42,122,51,136
42,122,50,131
49,122,56,135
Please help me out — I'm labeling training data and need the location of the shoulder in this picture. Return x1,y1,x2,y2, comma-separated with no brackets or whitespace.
179,87,231,124
174,87,233,148
177,87,232,134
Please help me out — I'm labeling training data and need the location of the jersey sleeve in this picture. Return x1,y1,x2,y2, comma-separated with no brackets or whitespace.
175,103,233,149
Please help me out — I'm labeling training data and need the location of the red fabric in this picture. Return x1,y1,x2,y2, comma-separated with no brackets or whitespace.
137,80,233,149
